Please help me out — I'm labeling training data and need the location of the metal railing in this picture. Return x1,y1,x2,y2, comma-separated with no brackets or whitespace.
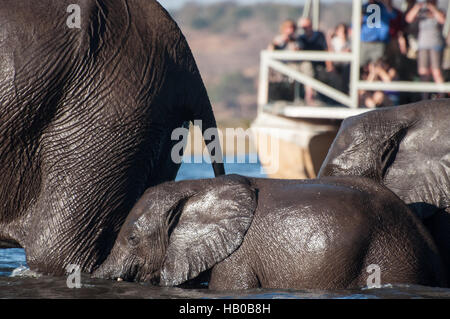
258,0,450,118
258,50,355,108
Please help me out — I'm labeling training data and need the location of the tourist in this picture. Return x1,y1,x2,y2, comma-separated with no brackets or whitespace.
406,0,446,99
360,0,398,66
362,58,400,108
297,17,329,105
269,19,300,51
327,23,351,93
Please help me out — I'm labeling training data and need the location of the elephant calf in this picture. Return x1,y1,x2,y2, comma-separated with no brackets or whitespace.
94,175,447,290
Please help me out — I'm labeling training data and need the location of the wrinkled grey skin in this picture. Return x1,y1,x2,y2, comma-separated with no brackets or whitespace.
0,0,224,275
319,100,450,267
93,175,447,290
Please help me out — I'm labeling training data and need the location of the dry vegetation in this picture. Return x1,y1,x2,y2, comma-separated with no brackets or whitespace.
169,2,352,124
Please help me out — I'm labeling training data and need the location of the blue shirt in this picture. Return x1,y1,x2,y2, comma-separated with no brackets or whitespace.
361,1,397,43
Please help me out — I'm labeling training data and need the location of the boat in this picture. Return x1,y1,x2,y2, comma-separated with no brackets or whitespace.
251,0,450,179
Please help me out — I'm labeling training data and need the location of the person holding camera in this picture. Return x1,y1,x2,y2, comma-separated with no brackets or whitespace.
406,0,446,98
269,20,300,51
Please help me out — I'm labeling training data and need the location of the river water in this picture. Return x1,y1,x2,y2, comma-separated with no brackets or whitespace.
1,156,450,299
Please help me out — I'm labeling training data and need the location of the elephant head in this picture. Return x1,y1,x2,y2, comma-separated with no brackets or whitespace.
319,100,449,218
93,175,257,285
319,100,450,265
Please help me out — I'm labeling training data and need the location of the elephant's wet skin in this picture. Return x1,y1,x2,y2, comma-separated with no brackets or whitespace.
318,100,450,270
93,175,447,290
0,0,224,275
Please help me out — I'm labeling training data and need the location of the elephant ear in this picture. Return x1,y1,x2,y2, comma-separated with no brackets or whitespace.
160,178,257,286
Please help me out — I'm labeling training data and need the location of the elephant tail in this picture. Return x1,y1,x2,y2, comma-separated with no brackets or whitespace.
185,65,225,177
198,96,225,177
168,23,225,177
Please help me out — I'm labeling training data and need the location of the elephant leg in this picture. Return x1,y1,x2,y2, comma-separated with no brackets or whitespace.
208,252,259,290
22,117,158,274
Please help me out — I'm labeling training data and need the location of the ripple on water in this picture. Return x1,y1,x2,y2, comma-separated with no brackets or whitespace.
1,270,450,299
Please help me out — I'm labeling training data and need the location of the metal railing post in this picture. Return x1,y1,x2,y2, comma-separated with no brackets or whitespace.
258,51,270,113
350,0,362,109
302,0,312,19
312,0,320,31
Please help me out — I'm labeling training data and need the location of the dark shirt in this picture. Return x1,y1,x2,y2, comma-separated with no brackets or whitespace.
298,31,328,51
390,8,405,38
298,31,327,67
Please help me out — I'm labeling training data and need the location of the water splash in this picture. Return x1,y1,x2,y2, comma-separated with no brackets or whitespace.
10,266,41,279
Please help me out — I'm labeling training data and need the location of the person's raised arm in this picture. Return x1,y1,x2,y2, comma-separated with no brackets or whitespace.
269,34,288,51
376,65,395,82
427,3,446,25
405,3,422,23
367,63,378,82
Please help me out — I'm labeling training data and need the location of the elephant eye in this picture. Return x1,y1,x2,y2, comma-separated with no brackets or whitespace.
128,234,140,247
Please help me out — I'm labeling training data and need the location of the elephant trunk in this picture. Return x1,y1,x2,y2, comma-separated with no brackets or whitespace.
92,255,122,281
92,245,141,282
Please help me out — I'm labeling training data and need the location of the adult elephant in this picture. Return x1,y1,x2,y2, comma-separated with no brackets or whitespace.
319,100,449,266
93,175,446,289
0,0,224,275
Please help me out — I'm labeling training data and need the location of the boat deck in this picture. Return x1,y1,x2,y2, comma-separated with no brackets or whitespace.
262,104,373,120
